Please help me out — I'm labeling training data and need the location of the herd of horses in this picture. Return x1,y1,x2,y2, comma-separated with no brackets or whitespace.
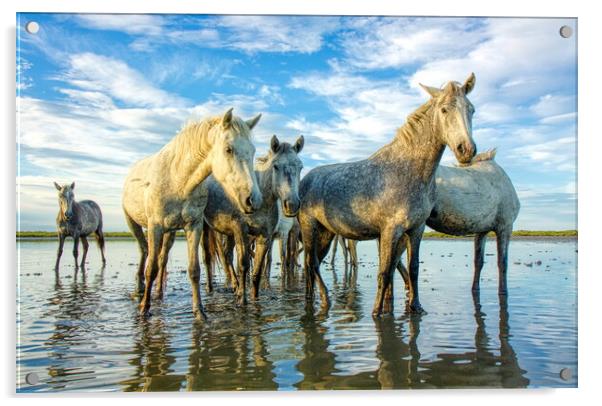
52,73,520,321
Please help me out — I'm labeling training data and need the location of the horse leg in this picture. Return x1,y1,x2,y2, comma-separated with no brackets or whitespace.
299,215,319,303
156,231,176,299
80,235,89,269
234,232,249,306
314,226,335,309
251,236,270,299
373,227,403,316
124,212,147,295
279,236,286,275
382,237,406,314
264,240,274,289
223,235,238,291
330,235,339,266
472,232,488,293
392,235,410,294
348,239,358,270
95,228,107,266
200,224,214,293
406,224,426,313
496,225,512,296
286,228,297,275
261,238,271,289
72,233,80,270
185,225,207,321
139,224,163,317
340,236,349,268
55,233,65,271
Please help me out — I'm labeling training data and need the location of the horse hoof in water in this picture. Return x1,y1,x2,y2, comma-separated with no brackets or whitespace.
193,309,207,322
408,302,425,314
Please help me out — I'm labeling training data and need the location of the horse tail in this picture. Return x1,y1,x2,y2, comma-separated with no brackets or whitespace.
472,148,497,163
95,217,107,264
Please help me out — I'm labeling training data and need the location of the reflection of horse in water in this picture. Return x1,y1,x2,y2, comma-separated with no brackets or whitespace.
121,318,184,392
186,313,277,391
419,294,529,388
42,267,106,389
294,293,528,389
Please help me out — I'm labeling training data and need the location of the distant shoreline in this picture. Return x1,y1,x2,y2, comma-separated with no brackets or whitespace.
16,230,578,241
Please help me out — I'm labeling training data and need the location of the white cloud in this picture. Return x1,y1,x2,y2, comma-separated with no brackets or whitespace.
17,56,33,90
213,16,340,54
289,70,426,162
509,136,576,172
409,18,576,104
340,17,485,70
63,53,188,108
530,94,576,118
73,14,338,55
75,14,167,36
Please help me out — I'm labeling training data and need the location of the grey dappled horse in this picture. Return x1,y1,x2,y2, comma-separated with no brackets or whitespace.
298,74,478,315
200,135,304,303
53,182,106,271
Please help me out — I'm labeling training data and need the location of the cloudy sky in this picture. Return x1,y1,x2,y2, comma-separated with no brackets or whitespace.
16,14,577,231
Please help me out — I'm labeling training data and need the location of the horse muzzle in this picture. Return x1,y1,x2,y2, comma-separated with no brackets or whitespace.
282,198,300,217
454,141,476,164
242,190,262,214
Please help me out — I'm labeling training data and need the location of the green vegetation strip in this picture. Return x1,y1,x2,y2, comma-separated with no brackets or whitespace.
17,230,577,239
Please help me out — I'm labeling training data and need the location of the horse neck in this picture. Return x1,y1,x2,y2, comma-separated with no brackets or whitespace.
373,106,446,185
256,167,277,206
168,123,214,196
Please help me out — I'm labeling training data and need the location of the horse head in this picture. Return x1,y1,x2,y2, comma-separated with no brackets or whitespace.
209,108,263,214
265,134,304,217
420,73,477,164
54,181,75,220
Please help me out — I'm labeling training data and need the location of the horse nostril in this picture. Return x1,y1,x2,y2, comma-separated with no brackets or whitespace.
245,195,253,208
457,143,465,155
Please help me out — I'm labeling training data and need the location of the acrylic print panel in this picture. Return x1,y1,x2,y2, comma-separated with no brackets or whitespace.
16,14,577,392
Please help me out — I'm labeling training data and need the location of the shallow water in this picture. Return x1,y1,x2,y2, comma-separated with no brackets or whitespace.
16,238,577,392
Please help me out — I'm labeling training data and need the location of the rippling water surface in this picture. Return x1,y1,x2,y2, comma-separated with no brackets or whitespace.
16,238,577,392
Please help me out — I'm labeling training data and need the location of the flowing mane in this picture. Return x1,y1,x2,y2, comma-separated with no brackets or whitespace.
170,115,253,163
394,100,435,146
395,81,467,147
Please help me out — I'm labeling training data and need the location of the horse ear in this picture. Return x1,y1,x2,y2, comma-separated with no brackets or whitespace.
70,182,75,190
270,135,280,153
462,72,476,95
419,83,442,98
222,107,234,129
293,135,305,153
246,113,262,130
53,182,61,191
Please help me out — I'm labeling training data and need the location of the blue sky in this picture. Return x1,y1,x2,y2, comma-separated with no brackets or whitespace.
16,14,577,231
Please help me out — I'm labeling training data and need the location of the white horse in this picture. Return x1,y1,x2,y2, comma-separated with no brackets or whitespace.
395,150,520,296
122,108,262,320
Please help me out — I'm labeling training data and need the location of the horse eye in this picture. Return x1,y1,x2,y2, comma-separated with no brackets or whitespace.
441,107,448,114
225,146,233,155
